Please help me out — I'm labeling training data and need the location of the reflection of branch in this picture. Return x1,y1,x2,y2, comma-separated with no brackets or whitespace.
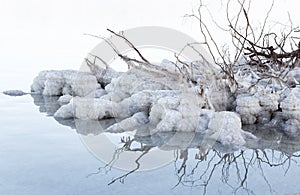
99,136,155,185
86,147,122,178
202,153,229,195
173,149,188,188
86,137,133,178
171,147,299,195
233,150,253,194
256,156,273,194
255,149,291,167
108,146,151,185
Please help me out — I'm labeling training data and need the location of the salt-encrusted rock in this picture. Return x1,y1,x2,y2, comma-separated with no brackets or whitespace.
147,89,204,133
235,92,280,125
206,111,256,146
86,88,107,98
280,87,300,120
256,93,280,123
258,93,280,111
148,98,255,146
54,102,74,119
236,95,261,124
33,60,259,147
196,109,214,132
283,119,300,137
54,90,180,120
285,67,300,86
104,68,180,102
154,109,183,132
43,71,65,96
106,112,149,133
3,90,27,96
280,87,300,136
31,70,100,97
236,95,260,107
58,94,72,105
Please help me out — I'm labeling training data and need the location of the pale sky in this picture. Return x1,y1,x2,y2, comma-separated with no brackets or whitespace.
0,0,299,90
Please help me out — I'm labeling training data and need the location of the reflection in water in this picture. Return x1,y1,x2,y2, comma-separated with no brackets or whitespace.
31,94,300,194
32,94,61,116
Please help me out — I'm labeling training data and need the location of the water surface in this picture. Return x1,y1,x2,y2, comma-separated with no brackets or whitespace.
1,93,300,195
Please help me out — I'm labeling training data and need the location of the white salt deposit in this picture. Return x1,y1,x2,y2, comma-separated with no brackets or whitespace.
280,87,300,136
206,111,256,146
30,58,300,145
3,90,27,96
31,70,100,97
57,95,72,105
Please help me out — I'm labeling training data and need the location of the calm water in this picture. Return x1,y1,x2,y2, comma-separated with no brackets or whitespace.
1,93,300,195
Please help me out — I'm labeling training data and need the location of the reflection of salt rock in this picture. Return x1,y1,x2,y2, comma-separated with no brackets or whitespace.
31,94,61,116
207,111,256,146
74,119,116,135
236,95,261,124
158,132,197,151
280,87,300,136
31,70,100,97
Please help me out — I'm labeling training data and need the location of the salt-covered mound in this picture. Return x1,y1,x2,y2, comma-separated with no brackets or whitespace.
285,67,300,87
30,60,258,147
31,70,100,96
3,90,28,96
280,87,300,137
235,92,280,125
31,91,300,153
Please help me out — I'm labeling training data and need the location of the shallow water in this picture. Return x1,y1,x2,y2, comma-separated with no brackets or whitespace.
1,93,300,195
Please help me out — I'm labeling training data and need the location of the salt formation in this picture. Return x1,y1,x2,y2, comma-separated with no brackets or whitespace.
236,95,261,125
280,87,300,136
31,70,100,96
285,67,300,86
206,111,256,146
256,92,280,123
57,95,72,105
3,90,27,96
235,92,280,125
31,60,258,147
30,56,300,145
